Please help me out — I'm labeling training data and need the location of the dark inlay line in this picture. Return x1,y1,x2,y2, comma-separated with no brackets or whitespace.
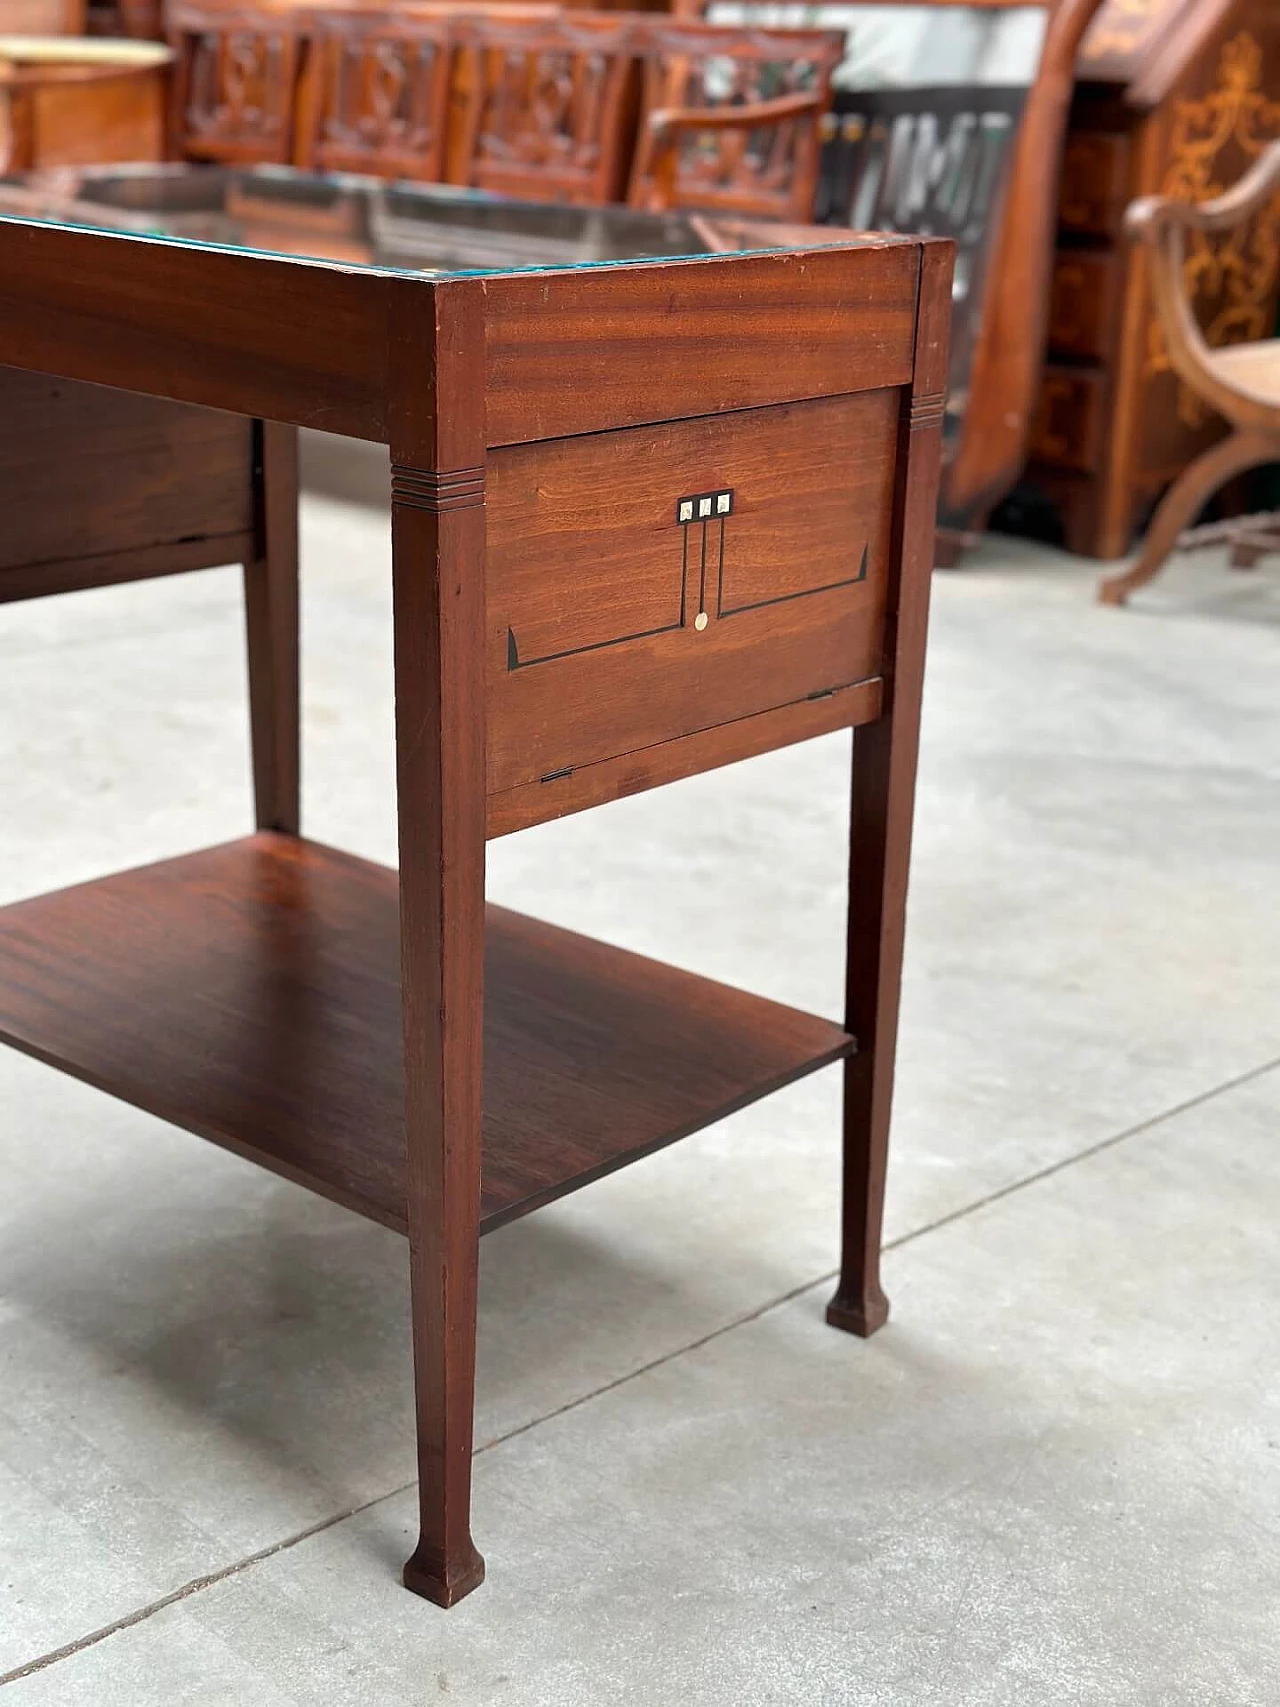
719,544,868,620
715,515,727,619
507,617,684,672
680,522,689,626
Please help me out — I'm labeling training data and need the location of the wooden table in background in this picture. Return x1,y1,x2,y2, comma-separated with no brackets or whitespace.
0,173,951,1606
0,37,170,169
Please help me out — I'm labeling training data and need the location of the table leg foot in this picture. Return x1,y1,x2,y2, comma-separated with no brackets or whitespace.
403,1540,486,1608
825,1286,889,1339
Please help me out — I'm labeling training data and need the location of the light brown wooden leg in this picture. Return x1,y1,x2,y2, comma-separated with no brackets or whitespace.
1098,431,1275,606
244,420,300,834
829,249,948,1338
390,284,487,1609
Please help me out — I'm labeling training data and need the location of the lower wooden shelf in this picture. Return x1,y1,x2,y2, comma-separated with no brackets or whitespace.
0,833,855,1233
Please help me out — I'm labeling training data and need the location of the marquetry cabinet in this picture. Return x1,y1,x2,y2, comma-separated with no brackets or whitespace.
1014,0,1280,560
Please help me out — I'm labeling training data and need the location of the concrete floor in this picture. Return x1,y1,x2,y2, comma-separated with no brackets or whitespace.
1,440,1277,1703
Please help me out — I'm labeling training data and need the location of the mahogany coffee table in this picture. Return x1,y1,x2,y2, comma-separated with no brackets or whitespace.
0,168,951,1606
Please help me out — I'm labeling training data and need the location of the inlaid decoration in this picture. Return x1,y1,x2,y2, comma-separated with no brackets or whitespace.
506,484,868,671
1143,33,1280,428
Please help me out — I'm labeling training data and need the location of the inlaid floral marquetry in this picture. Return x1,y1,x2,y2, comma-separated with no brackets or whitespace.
1143,32,1280,428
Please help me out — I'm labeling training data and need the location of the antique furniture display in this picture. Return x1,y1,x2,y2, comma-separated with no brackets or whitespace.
295,5,455,180
169,4,306,162
1015,0,1280,560
170,4,849,215
448,11,639,202
0,34,169,167
680,0,1102,561
0,162,951,1607
1098,137,1280,602
628,18,843,217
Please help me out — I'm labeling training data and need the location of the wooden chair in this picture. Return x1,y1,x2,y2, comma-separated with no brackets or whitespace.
1099,138,1280,605
294,7,453,180
447,11,638,204
628,19,842,221
168,2,306,165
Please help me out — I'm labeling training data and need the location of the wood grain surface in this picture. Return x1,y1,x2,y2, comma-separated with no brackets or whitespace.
0,367,252,571
486,388,898,792
483,240,920,445
0,834,856,1235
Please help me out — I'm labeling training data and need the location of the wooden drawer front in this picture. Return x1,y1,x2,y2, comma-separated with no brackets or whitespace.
0,369,254,571
1057,134,1130,238
486,390,898,795
1029,366,1107,474
1047,251,1122,362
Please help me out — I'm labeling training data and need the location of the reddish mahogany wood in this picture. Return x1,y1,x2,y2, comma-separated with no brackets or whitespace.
0,832,856,1231
387,279,489,1608
294,7,454,182
0,368,253,573
482,238,919,445
0,219,950,1607
0,217,387,438
486,675,883,838
827,238,951,1339
244,418,300,834
168,3,306,165
485,389,898,792
448,12,639,204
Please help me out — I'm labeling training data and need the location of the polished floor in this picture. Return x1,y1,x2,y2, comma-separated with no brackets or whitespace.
1,446,1277,1704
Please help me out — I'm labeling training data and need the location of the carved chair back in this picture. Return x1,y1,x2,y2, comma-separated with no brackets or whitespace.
447,12,640,204
295,7,455,180
168,2,306,164
627,19,843,219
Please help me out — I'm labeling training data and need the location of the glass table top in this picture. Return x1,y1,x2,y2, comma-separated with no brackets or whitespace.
0,164,877,277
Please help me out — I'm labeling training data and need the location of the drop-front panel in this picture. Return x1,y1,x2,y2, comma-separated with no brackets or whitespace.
485,387,899,797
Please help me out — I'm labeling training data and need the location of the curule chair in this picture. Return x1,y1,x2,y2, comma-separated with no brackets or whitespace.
628,20,843,222
1099,138,1280,606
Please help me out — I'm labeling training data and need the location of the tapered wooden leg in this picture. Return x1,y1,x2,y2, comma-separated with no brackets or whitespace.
390,283,487,1608
1098,430,1276,606
244,420,300,834
829,245,950,1338
827,723,902,1340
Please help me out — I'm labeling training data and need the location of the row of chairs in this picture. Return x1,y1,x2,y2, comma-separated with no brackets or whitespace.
168,4,844,220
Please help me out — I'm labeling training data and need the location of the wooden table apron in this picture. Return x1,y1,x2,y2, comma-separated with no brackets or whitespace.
0,221,952,1606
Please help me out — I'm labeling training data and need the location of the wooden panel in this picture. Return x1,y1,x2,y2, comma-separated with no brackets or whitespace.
448,14,639,206
1028,364,1107,473
1057,132,1131,237
485,388,898,793
27,67,166,166
0,368,252,571
486,675,882,838
169,5,305,165
0,834,855,1235
295,10,454,182
482,241,920,445
1046,249,1124,362
0,218,387,439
